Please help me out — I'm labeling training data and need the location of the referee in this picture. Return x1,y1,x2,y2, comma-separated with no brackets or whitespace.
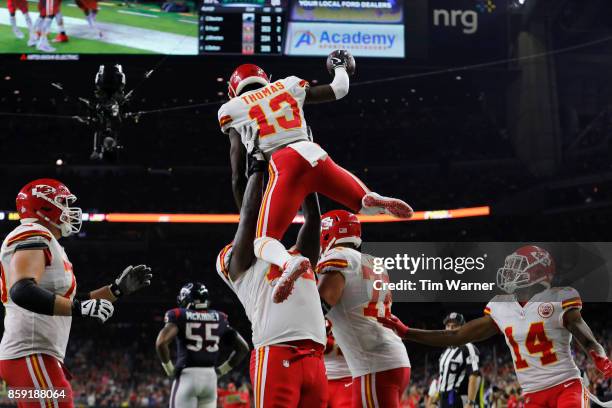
436,313,481,408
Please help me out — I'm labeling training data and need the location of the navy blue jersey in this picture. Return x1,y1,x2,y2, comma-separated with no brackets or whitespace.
164,308,231,370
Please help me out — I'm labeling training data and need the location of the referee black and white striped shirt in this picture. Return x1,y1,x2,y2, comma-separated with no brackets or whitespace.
438,342,480,396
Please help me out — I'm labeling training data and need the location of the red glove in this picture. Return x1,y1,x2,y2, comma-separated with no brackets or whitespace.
376,314,409,338
590,351,612,379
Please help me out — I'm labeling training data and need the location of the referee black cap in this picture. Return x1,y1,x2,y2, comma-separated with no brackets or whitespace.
443,312,465,326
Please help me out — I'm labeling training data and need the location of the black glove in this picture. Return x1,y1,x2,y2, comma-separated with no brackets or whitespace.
72,298,114,323
110,265,153,297
326,49,355,75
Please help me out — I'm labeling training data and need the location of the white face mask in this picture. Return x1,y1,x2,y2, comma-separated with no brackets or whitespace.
35,193,82,237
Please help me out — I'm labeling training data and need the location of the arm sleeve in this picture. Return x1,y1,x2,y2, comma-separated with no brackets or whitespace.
465,343,480,373
7,228,53,265
316,249,351,278
559,287,582,324
329,68,349,100
218,105,234,134
216,243,234,283
9,278,56,316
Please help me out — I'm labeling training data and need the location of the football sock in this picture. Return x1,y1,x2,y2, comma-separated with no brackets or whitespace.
254,237,292,269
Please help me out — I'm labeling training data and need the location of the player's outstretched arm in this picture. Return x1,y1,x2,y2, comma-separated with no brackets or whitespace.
216,329,250,378
228,168,265,280
229,128,247,210
9,249,114,323
295,193,321,267
305,50,354,104
564,308,612,378
85,264,153,302
156,322,179,377
378,314,498,347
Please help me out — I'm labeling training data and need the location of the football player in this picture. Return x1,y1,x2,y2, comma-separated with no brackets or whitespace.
31,0,62,52
218,50,413,304
317,210,411,408
324,319,353,408
0,178,153,408
216,153,328,407
155,282,249,408
378,245,612,408
7,0,33,39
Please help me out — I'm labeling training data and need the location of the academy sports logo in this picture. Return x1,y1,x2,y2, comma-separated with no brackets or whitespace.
285,22,404,58
292,30,397,49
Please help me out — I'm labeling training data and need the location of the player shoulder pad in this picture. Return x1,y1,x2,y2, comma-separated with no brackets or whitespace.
164,308,183,324
484,294,514,316
216,243,234,282
317,247,352,275
554,287,582,310
5,223,53,250
218,103,234,134
283,76,310,90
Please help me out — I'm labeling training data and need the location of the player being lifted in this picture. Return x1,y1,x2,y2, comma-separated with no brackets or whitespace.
317,210,411,408
155,282,249,408
378,245,612,408
0,178,153,408
216,152,328,407
217,50,413,304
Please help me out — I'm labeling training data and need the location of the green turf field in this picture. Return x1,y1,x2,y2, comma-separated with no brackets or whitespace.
1,0,198,35
0,24,153,53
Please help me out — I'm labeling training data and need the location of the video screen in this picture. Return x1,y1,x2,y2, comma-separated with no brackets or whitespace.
0,0,198,54
199,0,286,55
290,0,403,23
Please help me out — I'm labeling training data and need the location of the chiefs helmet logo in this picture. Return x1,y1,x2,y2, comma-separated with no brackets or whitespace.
321,216,334,230
32,184,56,198
538,303,554,318
530,249,552,266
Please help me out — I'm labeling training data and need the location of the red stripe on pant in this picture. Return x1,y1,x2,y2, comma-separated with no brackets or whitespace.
0,354,74,408
352,367,411,408
256,146,369,239
250,340,328,408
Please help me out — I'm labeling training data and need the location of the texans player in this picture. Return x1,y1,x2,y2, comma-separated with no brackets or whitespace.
216,155,327,407
218,50,413,304
317,210,411,408
324,319,353,408
378,245,612,408
155,282,249,408
0,178,153,408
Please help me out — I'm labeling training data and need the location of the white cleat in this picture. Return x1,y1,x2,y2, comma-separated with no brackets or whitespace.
27,34,39,47
271,256,312,304
12,28,25,39
36,39,56,53
361,192,414,219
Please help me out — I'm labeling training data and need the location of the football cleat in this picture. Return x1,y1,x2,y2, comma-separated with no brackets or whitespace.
36,37,56,53
12,28,25,39
272,255,312,303
361,192,413,219
53,33,69,43
27,32,40,47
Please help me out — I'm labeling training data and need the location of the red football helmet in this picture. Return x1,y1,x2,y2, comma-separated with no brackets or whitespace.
320,210,361,254
228,64,269,98
497,245,555,294
16,178,82,237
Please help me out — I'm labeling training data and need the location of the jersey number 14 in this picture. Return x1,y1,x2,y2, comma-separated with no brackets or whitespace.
505,322,558,369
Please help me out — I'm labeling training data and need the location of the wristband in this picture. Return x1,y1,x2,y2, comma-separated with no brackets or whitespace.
161,360,175,377
110,282,123,298
217,361,232,376
72,299,82,317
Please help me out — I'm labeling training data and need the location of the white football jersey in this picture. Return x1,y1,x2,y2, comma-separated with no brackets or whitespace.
0,223,76,362
218,76,311,155
324,331,352,380
216,244,326,349
317,246,410,377
485,287,583,393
